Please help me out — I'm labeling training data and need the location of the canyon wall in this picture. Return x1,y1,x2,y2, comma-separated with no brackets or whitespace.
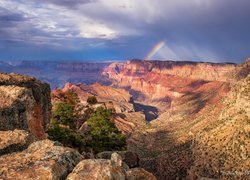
0,73,51,139
103,59,236,82
102,60,236,113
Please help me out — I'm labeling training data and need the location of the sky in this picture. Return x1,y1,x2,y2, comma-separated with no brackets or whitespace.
0,0,250,63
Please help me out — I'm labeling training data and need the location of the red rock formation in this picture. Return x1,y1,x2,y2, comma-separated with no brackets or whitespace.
102,60,235,113
103,60,236,82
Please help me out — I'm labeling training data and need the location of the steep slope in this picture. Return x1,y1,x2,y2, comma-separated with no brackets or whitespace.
188,74,250,179
103,59,249,179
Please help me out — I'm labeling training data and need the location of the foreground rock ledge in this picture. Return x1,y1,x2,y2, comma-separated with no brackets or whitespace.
0,73,51,139
0,139,82,179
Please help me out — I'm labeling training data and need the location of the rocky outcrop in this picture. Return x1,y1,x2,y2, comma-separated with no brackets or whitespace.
0,129,36,156
67,152,155,180
0,73,51,139
0,139,82,179
0,72,156,179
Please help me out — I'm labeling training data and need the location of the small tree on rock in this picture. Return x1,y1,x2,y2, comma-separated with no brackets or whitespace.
87,96,97,104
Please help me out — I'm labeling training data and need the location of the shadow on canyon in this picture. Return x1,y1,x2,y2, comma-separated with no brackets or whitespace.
128,89,159,121
133,102,159,121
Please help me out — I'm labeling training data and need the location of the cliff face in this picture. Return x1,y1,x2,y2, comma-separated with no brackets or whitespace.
0,73,51,139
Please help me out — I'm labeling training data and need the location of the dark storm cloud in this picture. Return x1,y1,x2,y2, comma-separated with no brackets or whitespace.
0,0,249,62
0,7,27,44
0,13,24,22
0,7,26,26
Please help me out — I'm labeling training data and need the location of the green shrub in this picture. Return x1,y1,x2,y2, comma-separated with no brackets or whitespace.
87,96,98,104
47,125,86,151
87,107,126,153
52,102,76,129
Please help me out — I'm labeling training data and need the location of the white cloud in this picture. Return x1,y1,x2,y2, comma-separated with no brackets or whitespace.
0,0,217,43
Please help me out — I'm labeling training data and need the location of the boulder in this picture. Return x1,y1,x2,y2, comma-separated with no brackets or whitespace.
67,152,128,180
96,151,139,168
0,139,82,179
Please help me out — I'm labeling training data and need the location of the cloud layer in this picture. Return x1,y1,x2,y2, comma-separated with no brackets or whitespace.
0,0,249,62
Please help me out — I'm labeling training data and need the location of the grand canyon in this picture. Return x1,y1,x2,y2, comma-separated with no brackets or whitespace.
0,58,249,179
1,0,250,179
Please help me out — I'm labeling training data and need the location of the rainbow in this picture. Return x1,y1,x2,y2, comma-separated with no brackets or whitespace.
145,41,165,60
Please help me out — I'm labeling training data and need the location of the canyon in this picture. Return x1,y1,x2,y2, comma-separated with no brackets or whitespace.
0,58,249,179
